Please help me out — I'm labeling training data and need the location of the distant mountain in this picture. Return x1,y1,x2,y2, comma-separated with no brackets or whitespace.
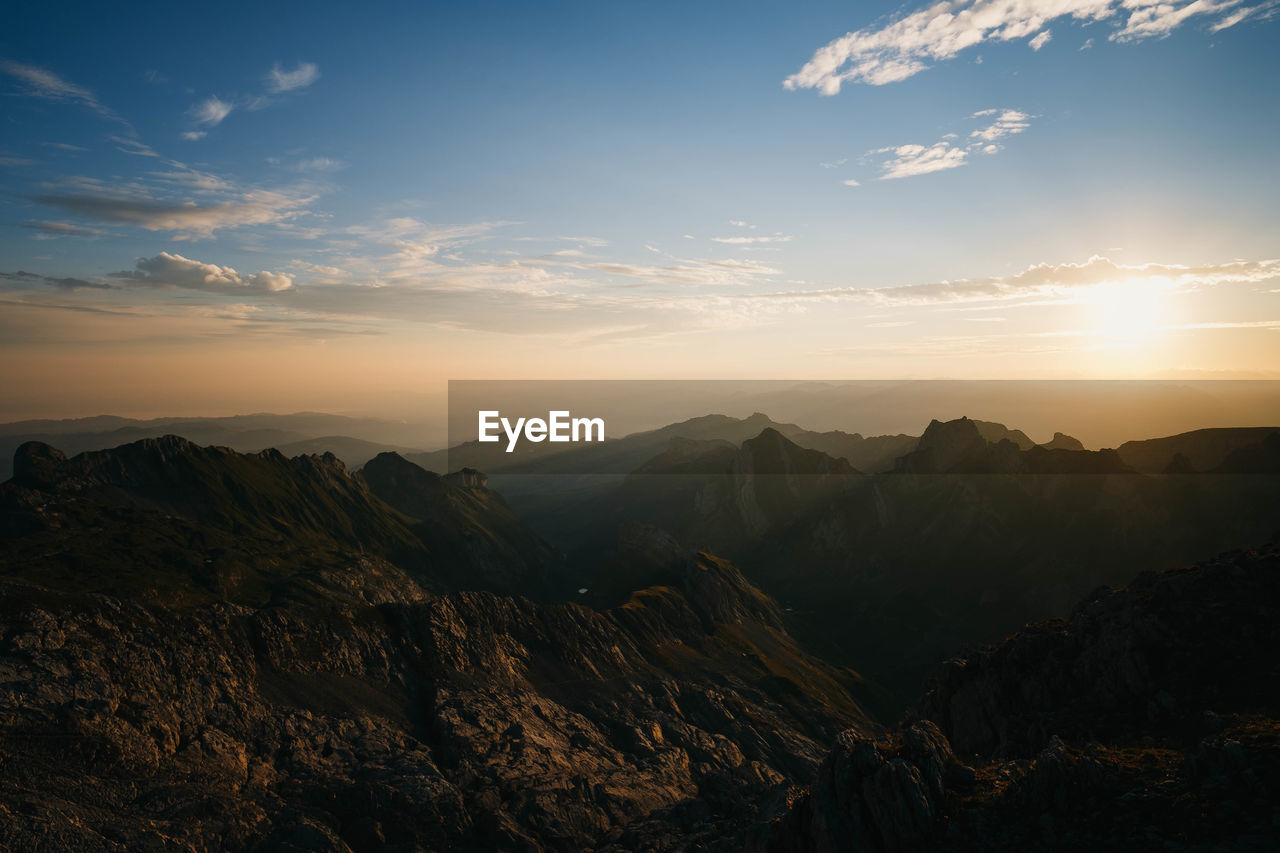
0,412,437,480
1116,426,1280,473
1038,430,1085,451
586,427,862,561
972,418,1035,449
270,435,424,469
756,544,1280,852
892,417,1130,474
0,435,879,849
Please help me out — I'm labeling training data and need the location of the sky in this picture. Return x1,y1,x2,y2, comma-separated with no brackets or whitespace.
1,0,1278,420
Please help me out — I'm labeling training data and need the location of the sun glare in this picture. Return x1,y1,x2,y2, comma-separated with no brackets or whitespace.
1089,277,1167,342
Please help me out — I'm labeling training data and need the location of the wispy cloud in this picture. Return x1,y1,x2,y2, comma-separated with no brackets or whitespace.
265,62,320,93
860,108,1033,180
876,142,968,179
785,0,1267,94
32,187,316,240
0,60,125,124
710,234,793,245
191,96,233,127
22,220,108,238
1,269,110,290
732,256,1280,306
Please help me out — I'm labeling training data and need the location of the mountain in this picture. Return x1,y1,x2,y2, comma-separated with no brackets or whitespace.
1116,426,1280,473
754,543,1280,851
0,412,438,481
0,436,558,604
361,452,563,596
1038,431,1085,451
893,417,1130,474
271,435,426,469
0,435,881,849
591,428,862,561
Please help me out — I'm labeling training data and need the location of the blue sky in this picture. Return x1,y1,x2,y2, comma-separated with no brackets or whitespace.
1,1,1278,417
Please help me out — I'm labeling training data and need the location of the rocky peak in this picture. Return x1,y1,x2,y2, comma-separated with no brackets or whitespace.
10,441,66,489
1039,431,1085,452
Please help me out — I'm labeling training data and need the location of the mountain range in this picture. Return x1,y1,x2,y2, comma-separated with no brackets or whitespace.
1,409,1278,849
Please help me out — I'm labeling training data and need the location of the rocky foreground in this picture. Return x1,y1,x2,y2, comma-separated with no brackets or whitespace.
755,545,1280,852
1,436,1277,850
0,438,874,850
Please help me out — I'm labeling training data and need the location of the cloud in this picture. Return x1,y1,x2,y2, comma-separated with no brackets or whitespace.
32,187,315,239
842,178,862,187
182,131,207,141
1,269,110,290
22,220,108,237
191,96,233,127
729,220,756,228
820,158,849,169
710,234,793,245
970,109,1032,142
733,256,1280,306
293,156,344,172
587,256,779,285
856,109,1032,181
123,252,294,292
876,142,968,179
1028,29,1053,50
109,135,158,157
0,60,124,123
266,62,320,93
784,0,1264,94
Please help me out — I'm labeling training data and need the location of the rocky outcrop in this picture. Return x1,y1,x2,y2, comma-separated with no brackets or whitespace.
759,545,1280,851
1038,432,1085,452
754,721,968,853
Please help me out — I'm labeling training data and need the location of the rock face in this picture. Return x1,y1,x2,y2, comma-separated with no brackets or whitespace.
759,545,1280,851
1039,432,1085,452
893,417,1130,475
0,437,876,850
361,452,562,597
754,721,965,853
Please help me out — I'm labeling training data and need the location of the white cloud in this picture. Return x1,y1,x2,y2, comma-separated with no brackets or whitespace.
970,109,1032,142
820,158,849,169
784,0,1264,94
842,178,862,187
729,220,756,228
877,142,968,179
1028,29,1053,50
266,62,320,93
192,96,233,127
181,131,207,141
127,252,294,292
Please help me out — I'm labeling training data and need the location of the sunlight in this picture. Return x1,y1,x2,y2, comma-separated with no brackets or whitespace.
1089,277,1168,342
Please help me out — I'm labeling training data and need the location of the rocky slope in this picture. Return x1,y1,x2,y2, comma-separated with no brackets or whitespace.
0,438,877,850
755,544,1280,851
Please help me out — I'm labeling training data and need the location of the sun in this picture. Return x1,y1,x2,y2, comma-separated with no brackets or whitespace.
1089,277,1167,342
